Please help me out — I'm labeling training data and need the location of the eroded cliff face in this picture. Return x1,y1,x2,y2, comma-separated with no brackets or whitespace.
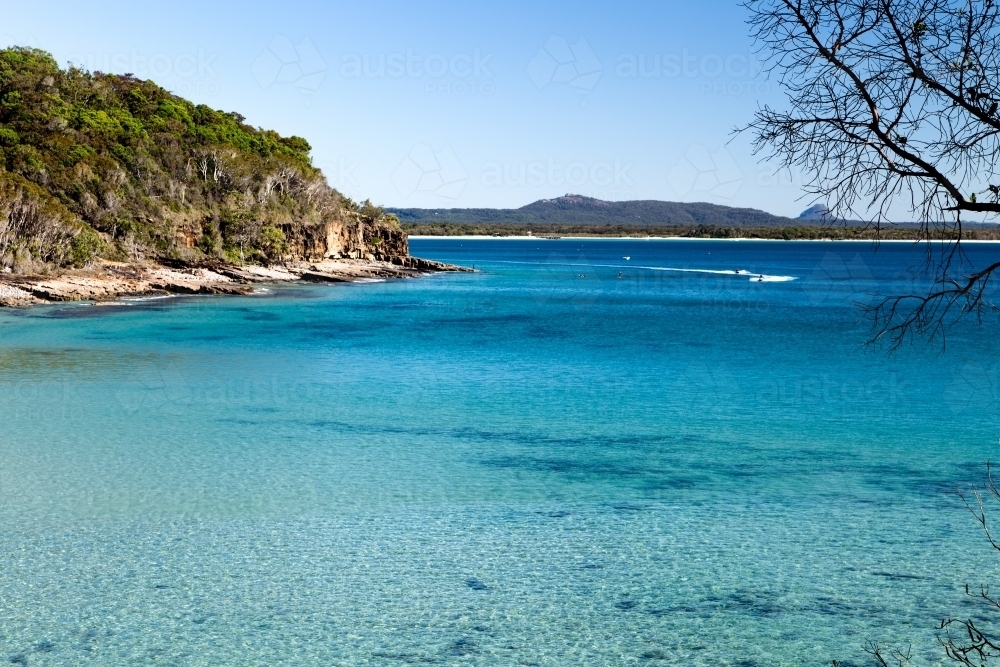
272,218,408,262
170,215,409,264
323,218,409,261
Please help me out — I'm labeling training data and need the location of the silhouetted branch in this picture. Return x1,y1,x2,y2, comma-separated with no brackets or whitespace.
865,259,1000,350
742,0,1000,345
936,462,1000,666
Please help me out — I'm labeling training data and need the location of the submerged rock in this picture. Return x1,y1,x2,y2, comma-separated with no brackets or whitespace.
446,637,478,656
466,579,490,591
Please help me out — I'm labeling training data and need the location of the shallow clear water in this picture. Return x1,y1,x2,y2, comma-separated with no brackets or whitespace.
1,238,999,666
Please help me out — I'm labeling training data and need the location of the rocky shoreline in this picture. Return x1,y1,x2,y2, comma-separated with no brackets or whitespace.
0,256,471,308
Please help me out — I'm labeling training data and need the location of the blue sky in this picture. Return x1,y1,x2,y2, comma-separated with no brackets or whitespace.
1,0,815,215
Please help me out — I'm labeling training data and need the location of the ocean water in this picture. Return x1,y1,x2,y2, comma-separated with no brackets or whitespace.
1,238,999,666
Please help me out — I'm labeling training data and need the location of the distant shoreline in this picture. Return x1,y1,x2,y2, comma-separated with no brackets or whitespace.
401,222,1000,242
410,235,1000,243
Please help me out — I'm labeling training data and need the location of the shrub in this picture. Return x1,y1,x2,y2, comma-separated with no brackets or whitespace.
0,127,20,146
258,225,286,260
68,227,104,267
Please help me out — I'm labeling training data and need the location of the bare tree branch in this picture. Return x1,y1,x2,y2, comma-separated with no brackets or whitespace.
741,0,1000,346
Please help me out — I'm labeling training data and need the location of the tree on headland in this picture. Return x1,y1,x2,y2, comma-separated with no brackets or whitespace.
742,0,1000,350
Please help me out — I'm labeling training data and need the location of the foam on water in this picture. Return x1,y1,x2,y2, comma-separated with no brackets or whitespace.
491,259,798,282
637,265,798,282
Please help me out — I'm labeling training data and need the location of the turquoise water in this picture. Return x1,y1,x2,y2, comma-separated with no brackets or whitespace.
1,238,999,666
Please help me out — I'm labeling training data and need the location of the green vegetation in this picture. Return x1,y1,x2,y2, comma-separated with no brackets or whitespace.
0,46,399,272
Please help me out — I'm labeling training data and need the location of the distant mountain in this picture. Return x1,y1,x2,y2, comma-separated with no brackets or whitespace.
797,204,835,221
394,194,1000,239
390,194,802,228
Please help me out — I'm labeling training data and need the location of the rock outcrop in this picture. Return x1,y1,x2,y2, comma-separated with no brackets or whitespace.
0,257,471,308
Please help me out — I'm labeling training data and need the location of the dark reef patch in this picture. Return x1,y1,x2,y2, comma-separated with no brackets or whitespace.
640,649,669,660
812,596,855,616
871,571,932,581
37,300,178,319
446,637,478,656
371,651,439,663
241,311,282,322
466,579,490,591
724,589,785,616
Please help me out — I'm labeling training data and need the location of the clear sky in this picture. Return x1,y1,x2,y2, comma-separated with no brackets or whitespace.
1,0,816,216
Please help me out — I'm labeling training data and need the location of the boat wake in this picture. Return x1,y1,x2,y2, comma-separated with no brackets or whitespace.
638,266,798,282
489,260,798,282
